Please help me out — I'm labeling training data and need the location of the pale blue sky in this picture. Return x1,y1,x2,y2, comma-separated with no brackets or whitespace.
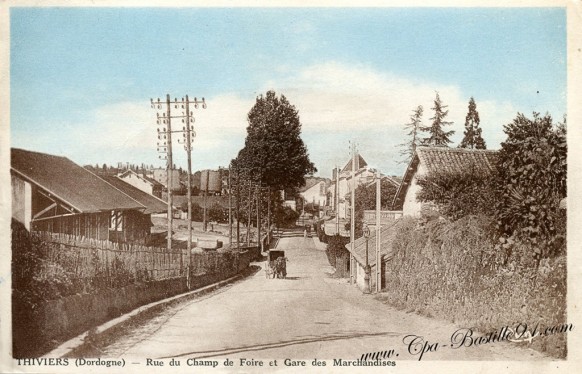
11,7,566,178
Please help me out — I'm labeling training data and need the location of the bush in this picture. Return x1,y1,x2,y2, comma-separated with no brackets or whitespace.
208,203,228,223
495,113,566,259
325,234,350,268
274,206,300,228
380,215,567,358
416,167,498,220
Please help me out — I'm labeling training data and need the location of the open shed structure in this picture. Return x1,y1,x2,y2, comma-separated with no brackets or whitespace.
11,148,163,244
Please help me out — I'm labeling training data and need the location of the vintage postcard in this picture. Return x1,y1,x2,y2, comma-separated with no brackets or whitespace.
1,1,581,373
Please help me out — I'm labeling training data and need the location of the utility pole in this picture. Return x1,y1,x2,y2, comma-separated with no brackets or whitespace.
267,186,271,247
203,170,210,232
350,141,356,285
151,95,206,275
375,169,381,292
335,165,340,234
256,185,261,251
236,167,241,249
228,166,232,246
247,181,251,246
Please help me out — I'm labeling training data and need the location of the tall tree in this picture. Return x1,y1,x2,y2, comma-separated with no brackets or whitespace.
399,105,423,163
459,97,486,149
234,90,316,190
421,92,454,146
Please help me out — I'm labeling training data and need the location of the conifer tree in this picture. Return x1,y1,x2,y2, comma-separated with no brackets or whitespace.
459,97,486,149
399,105,423,163
421,92,454,146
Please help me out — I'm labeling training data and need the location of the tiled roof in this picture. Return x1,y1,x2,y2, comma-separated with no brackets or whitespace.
416,146,498,175
101,176,167,214
11,148,144,213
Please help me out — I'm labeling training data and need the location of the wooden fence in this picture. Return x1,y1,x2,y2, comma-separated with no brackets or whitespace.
33,231,187,284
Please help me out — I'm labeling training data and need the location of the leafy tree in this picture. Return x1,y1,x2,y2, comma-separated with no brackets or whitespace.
234,90,316,190
208,203,228,223
181,202,204,222
495,112,567,259
421,92,454,147
399,105,423,163
459,97,486,149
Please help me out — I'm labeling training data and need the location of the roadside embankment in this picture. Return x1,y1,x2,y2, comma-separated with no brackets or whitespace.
377,215,567,358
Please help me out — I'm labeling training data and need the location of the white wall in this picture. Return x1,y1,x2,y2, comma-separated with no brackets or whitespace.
119,172,153,195
402,164,426,217
300,182,327,207
11,175,31,229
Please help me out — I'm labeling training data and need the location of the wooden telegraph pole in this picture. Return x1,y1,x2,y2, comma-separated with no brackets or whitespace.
349,141,356,285
375,169,381,292
151,95,206,278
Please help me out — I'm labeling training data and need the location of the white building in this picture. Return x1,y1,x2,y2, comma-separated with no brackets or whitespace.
328,154,379,219
118,169,163,198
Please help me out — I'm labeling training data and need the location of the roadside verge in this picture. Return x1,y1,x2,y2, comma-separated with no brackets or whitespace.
44,266,260,358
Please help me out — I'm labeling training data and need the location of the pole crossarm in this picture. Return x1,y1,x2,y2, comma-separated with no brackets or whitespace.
150,94,206,278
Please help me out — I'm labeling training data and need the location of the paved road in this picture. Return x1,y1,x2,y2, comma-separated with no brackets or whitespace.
98,235,547,362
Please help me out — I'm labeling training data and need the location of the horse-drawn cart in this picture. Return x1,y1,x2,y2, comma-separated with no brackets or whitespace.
265,250,287,279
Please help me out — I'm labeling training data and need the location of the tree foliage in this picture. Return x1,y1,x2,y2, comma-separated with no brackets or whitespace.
417,168,498,220
399,105,423,163
495,112,567,259
459,97,486,149
421,92,455,147
234,90,316,190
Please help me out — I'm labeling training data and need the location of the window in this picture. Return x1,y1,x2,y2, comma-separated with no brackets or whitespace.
109,211,123,231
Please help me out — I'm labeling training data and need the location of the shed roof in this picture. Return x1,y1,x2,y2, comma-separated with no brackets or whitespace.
118,170,164,187
101,176,167,214
11,148,144,213
346,219,406,268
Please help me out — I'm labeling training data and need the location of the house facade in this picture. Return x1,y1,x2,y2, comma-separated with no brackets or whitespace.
118,169,163,198
392,146,499,217
299,177,331,213
328,154,380,219
11,148,163,244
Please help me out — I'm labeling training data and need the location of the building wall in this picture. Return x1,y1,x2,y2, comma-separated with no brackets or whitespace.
11,175,31,230
337,169,376,219
402,164,426,217
300,182,327,207
32,210,153,244
152,169,181,191
118,172,154,195
354,261,376,292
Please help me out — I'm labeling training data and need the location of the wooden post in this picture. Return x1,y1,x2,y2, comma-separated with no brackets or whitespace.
376,170,381,292
350,142,356,285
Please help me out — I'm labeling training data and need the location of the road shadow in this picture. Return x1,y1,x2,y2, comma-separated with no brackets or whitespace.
281,276,305,280
159,331,402,360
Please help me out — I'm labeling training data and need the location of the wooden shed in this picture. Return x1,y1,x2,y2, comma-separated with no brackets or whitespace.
11,148,159,244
